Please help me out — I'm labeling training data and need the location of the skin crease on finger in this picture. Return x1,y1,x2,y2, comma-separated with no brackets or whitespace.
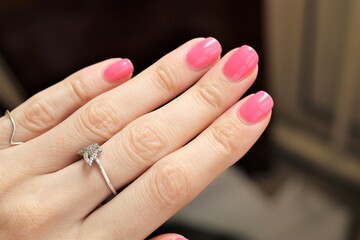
0,38,273,240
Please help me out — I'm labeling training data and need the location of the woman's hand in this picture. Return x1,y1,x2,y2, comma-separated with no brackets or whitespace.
0,37,273,239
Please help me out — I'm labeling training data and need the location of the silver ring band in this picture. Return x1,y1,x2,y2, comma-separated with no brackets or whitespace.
5,110,24,145
78,143,117,196
94,158,117,195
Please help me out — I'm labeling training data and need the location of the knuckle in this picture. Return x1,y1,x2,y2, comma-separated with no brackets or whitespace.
152,64,178,93
151,162,190,208
21,96,57,132
80,100,123,139
125,120,166,167
208,122,238,156
194,80,226,109
68,74,92,102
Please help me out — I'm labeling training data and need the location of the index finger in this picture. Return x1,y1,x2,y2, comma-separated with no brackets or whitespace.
0,58,133,149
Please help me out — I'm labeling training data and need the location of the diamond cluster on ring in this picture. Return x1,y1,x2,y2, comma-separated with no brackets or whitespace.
77,143,103,166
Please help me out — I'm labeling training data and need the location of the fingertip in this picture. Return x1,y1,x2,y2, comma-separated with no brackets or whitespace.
103,58,134,83
185,37,222,70
238,91,274,125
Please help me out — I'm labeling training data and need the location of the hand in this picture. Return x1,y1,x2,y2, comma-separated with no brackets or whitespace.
0,37,273,239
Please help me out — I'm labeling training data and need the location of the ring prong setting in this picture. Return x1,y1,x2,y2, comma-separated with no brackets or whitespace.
78,143,103,166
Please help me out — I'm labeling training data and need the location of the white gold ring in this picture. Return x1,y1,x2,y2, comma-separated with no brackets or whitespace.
78,143,117,196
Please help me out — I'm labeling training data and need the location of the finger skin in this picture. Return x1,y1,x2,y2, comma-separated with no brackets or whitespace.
0,58,133,150
0,37,221,177
150,233,188,240
56,48,259,216
81,94,273,239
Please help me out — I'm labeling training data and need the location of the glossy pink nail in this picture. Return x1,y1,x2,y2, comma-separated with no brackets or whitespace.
186,37,222,70
223,45,258,82
174,237,188,240
104,58,134,83
239,91,274,124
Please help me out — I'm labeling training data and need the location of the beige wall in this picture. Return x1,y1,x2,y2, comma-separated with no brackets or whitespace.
264,0,360,183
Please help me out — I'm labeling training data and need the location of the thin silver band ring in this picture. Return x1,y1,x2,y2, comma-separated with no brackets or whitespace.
78,143,117,196
5,110,24,145
94,158,117,195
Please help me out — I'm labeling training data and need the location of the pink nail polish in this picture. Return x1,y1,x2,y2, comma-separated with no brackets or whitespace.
223,45,258,82
186,37,222,70
174,237,188,240
103,58,134,83
239,91,274,124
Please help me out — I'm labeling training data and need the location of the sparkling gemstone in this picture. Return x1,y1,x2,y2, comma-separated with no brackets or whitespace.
78,143,102,166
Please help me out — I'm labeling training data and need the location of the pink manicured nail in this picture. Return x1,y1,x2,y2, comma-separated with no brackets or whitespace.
103,58,134,83
174,237,188,240
186,37,222,70
223,45,258,82
239,91,274,124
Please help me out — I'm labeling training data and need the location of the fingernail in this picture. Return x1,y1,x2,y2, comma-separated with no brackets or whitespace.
104,58,134,83
223,45,258,82
174,237,188,240
186,37,222,70
239,91,274,124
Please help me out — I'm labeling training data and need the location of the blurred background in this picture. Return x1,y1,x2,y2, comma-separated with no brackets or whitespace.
0,0,359,239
